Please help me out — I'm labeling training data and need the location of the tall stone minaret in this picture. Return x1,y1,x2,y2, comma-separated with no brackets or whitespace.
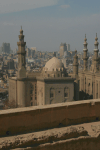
83,34,88,71
17,26,26,78
73,49,78,75
72,49,79,101
93,33,99,73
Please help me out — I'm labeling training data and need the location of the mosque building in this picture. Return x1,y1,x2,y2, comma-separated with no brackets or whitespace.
77,34,100,99
9,28,79,107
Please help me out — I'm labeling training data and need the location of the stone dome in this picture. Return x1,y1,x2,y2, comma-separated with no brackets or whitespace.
44,57,64,71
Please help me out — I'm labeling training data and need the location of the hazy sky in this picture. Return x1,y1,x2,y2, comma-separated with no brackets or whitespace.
0,0,100,52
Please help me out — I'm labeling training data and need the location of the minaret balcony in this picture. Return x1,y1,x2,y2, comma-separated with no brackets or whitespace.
17,51,26,54
83,57,88,60
17,42,26,46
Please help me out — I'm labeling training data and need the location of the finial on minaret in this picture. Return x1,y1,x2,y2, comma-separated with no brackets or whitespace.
20,26,23,36
84,34,87,43
83,34,88,49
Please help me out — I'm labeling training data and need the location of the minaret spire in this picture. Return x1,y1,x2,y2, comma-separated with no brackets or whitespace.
73,49,78,75
17,27,26,78
83,34,88,71
93,33,99,72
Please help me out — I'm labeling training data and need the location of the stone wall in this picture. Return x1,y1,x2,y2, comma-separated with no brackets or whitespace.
0,99,100,137
0,121,100,150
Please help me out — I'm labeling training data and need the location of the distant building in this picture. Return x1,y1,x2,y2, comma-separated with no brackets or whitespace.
7,59,15,70
30,47,36,51
26,47,36,58
66,44,70,51
26,48,31,57
1,43,10,54
59,43,67,57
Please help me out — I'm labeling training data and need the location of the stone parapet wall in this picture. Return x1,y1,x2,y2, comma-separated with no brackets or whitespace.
0,99,100,136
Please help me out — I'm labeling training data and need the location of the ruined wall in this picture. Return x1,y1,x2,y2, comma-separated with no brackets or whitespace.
0,99,100,137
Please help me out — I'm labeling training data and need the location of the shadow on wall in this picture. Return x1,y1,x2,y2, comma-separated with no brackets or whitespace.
79,90,93,100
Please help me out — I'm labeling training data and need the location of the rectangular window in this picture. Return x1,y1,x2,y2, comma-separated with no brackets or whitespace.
30,90,32,94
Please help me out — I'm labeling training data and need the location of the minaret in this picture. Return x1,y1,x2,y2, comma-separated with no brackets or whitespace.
72,49,79,100
93,33,99,73
83,34,88,71
17,26,26,78
73,49,78,75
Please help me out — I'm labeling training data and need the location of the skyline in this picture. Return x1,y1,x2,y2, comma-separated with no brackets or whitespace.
0,0,100,52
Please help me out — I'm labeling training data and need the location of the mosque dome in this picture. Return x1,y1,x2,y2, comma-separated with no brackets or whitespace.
44,57,64,71
42,57,68,77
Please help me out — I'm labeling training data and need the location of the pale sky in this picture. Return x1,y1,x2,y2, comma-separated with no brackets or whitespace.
0,0,100,52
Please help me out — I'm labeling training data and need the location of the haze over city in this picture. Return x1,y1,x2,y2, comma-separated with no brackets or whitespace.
0,0,100,51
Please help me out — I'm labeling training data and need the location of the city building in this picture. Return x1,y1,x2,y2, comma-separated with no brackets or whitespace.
66,44,70,51
59,43,67,57
1,43,10,54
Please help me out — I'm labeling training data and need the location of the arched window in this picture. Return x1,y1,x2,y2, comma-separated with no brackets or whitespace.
30,83,33,94
50,88,55,98
64,87,69,98
88,83,90,94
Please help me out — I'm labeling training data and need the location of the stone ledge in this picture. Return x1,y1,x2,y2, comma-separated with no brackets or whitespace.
0,99,100,115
